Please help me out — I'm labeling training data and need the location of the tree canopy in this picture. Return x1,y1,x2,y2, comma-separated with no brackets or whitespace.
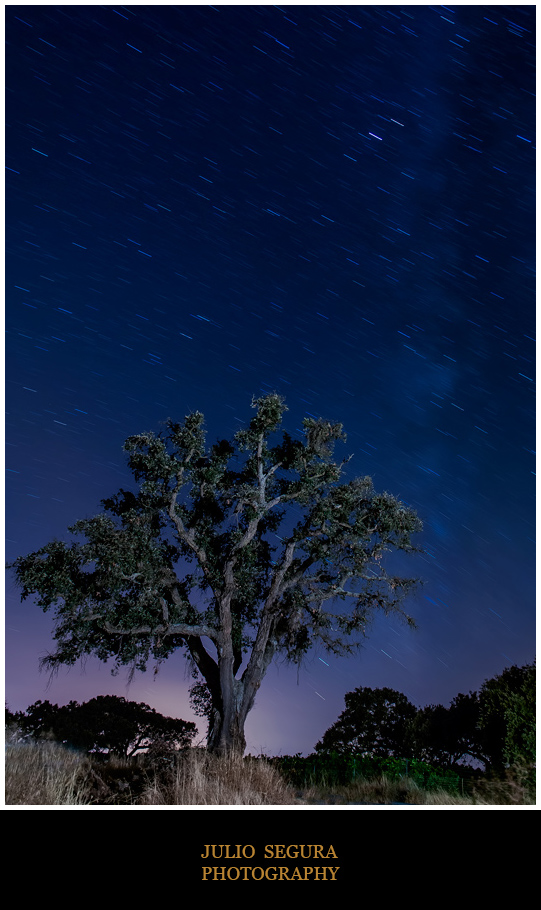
314,662,535,771
12,695,197,758
477,662,536,771
315,686,417,757
8,393,423,755
409,692,482,766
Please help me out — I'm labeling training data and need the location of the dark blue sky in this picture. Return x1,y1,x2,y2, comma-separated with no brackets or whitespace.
5,4,535,757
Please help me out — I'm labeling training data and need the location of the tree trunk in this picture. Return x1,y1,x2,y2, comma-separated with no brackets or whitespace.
205,664,263,757
200,607,277,757
202,650,248,755
207,705,247,756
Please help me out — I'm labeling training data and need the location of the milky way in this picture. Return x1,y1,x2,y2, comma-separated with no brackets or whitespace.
5,5,535,756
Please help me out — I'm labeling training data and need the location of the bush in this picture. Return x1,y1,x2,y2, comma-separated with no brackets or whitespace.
273,751,462,794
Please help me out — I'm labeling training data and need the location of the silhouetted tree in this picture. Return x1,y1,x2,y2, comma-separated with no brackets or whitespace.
409,692,482,766
317,663,536,772
8,394,422,756
19,699,63,740
18,695,197,757
315,685,418,757
5,703,24,730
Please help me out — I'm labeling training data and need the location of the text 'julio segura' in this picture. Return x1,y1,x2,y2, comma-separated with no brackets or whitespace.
201,844,339,881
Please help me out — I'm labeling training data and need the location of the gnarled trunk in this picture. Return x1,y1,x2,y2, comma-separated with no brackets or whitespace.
207,705,247,756
198,608,277,757
205,660,265,757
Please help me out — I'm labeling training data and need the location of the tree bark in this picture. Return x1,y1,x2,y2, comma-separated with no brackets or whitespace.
207,703,247,756
205,636,277,756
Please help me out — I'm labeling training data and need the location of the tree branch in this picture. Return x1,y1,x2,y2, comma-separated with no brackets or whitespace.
167,478,213,580
100,618,218,641
241,539,298,692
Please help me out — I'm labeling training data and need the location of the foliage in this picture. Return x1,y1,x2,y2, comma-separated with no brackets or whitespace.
8,393,422,754
5,703,24,729
313,662,535,774
477,662,536,771
273,751,462,794
315,685,417,757
409,691,483,766
17,695,197,758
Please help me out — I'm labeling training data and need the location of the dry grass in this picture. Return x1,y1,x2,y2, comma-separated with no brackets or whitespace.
4,735,297,806
140,748,298,806
5,738,92,806
469,764,536,806
294,774,469,805
296,769,535,806
5,732,535,807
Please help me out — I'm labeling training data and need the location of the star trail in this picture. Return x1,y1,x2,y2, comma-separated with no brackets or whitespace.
5,4,535,756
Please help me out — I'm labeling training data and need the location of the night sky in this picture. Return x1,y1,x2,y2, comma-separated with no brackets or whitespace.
4,4,536,759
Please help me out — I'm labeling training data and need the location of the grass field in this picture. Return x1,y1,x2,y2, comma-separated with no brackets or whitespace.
4,731,536,807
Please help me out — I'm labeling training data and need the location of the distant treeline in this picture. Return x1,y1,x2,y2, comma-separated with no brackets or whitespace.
276,661,535,783
6,662,534,782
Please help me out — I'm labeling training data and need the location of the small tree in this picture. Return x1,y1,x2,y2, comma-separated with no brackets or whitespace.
315,685,418,757
8,394,422,756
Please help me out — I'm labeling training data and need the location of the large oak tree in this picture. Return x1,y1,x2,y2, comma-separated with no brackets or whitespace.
9,393,422,755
